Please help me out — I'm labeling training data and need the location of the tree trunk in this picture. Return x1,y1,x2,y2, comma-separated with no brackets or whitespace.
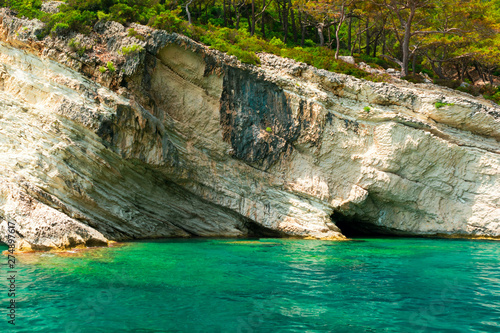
401,27,411,76
328,25,332,49
223,0,227,26
186,0,194,25
298,11,306,46
301,25,306,46
335,23,342,59
261,0,266,38
454,64,461,80
289,1,297,43
234,1,240,30
283,1,289,43
318,23,325,47
251,0,256,35
347,16,352,51
401,7,416,77
382,29,386,55
373,31,379,58
458,63,465,81
430,60,446,79
365,18,370,55
466,65,474,84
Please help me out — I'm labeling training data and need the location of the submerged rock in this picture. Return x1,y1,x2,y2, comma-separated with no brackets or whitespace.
0,11,498,250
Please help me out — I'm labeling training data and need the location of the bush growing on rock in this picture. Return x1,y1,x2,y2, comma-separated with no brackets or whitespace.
9,0,42,19
402,74,426,84
433,78,461,90
106,61,115,72
435,102,454,109
121,44,144,56
269,37,286,49
68,38,86,56
51,22,69,35
127,28,145,41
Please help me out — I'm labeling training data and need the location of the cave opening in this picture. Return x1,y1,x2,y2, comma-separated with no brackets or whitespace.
331,211,398,238
245,219,284,238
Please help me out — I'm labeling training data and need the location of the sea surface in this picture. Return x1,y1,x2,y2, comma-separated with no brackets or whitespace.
1,238,499,332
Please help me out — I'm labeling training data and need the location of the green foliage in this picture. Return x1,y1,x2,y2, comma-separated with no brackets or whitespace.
68,38,86,56
127,28,145,41
51,23,69,35
68,38,78,49
108,4,137,24
303,39,316,47
46,9,97,34
363,106,371,112
355,54,392,69
120,44,144,55
77,46,86,56
484,92,500,104
280,47,377,80
402,75,425,84
435,102,455,109
454,83,500,103
151,9,185,32
265,127,272,132
433,79,461,90
479,84,499,96
456,85,481,96
9,0,42,19
365,73,393,83
99,66,107,73
97,11,110,21
269,37,286,49
106,61,115,72
421,68,437,79
200,27,266,65
481,85,500,104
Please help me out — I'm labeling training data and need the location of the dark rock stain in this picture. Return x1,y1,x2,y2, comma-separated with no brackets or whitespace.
220,66,302,169
343,119,359,133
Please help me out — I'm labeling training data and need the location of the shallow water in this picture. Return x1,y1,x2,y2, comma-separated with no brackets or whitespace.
1,238,499,332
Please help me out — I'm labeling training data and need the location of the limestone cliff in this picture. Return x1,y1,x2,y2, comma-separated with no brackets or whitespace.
0,10,498,251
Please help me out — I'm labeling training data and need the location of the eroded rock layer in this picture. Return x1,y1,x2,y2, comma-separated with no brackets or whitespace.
0,11,499,250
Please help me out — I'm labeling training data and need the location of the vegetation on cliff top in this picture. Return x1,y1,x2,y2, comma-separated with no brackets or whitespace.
3,0,500,102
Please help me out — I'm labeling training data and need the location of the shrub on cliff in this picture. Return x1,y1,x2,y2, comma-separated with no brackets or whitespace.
481,85,500,104
51,22,69,35
433,78,461,90
45,8,97,34
151,9,185,32
120,44,144,56
8,0,42,19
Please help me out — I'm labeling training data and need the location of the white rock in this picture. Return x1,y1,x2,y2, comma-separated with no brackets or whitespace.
339,56,355,65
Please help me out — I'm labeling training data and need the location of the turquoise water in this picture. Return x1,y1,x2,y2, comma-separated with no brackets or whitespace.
1,238,499,332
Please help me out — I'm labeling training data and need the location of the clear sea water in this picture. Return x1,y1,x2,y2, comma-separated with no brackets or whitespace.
1,238,499,332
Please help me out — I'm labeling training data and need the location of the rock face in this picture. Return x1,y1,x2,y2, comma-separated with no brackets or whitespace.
0,12,499,250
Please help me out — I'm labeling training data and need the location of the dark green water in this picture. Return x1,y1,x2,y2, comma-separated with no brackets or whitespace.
1,238,499,332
